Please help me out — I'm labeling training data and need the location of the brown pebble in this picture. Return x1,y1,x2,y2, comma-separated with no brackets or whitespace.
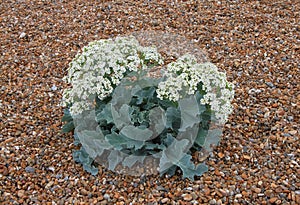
161,198,169,204
269,197,277,203
17,190,25,198
182,194,193,201
253,188,261,193
217,152,224,158
241,173,248,180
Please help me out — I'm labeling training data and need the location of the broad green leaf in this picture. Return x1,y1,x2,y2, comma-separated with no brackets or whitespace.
120,125,153,141
162,133,175,147
96,103,113,124
76,129,112,159
159,139,189,173
194,128,208,147
107,150,125,170
160,165,177,177
178,95,201,131
133,86,156,105
176,124,199,145
111,104,132,130
143,142,165,151
176,154,208,180
105,132,145,150
62,121,75,133
62,109,73,122
165,107,181,129
203,128,222,151
149,106,166,136
111,86,132,108
122,155,146,168
73,148,98,176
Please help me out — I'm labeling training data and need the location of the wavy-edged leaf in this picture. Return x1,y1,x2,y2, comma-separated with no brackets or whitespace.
176,154,208,180
111,104,132,130
76,129,112,159
159,139,189,173
105,132,144,150
107,150,125,170
73,147,98,175
165,107,181,130
96,103,113,124
62,108,73,122
149,106,166,136
120,125,153,141
122,155,146,168
194,128,208,147
203,128,222,151
178,95,201,131
62,121,75,133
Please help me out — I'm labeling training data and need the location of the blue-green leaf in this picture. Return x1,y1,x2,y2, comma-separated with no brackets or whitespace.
62,121,75,133
165,107,181,129
178,95,201,131
176,154,208,180
76,129,112,159
120,125,153,141
107,150,125,170
73,148,98,176
122,155,146,168
105,132,145,150
149,106,166,135
62,109,73,122
159,139,189,173
194,128,208,147
111,104,132,130
203,128,222,151
96,104,113,124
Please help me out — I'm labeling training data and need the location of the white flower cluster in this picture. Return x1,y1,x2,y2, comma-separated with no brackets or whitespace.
62,36,163,116
157,54,234,124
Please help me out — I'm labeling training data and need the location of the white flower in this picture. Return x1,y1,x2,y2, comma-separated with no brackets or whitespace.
157,55,234,124
62,36,164,117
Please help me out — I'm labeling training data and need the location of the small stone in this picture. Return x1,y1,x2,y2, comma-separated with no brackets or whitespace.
235,194,242,198
254,188,261,193
48,166,55,172
241,173,248,179
191,192,198,200
80,189,88,196
217,152,224,158
209,199,217,205
265,190,273,197
182,194,193,201
161,198,169,204
17,190,25,198
51,85,57,91
269,197,277,203
25,166,35,173
103,194,110,200
19,32,26,38
45,181,54,189
289,130,297,135
219,189,227,196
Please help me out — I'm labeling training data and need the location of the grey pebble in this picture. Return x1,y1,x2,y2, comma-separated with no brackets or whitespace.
25,166,35,173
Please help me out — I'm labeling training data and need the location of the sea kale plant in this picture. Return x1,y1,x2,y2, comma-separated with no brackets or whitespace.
61,36,234,180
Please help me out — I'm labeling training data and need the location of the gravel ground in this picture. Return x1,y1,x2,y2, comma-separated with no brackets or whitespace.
0,0,299,204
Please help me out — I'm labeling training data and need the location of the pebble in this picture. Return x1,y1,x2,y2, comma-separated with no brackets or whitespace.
17,190,25,198
25,166,35,173
182,193,193,201
269,197,278,203
235,194,242,198
161,198,169,203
